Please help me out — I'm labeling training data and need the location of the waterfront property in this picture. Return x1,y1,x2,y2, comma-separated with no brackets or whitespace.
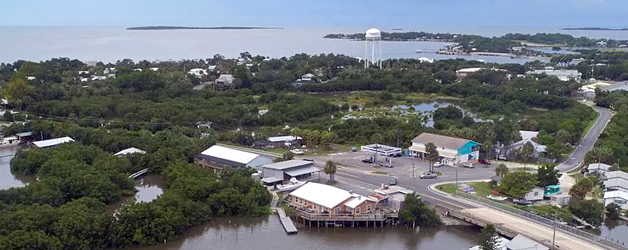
604,191,628,210
195,145,273,173
373,185,412,211
32,136,75,149
261,159,319,185
114,147,146,157
409,133,480,166
505,234,549,250
585,163,612,176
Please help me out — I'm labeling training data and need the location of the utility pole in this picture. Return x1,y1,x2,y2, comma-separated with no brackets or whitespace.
412,161,416,187
552,213,557,250
455,165,459,195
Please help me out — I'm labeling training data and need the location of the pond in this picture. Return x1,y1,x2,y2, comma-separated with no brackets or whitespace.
0,146,33,190
134,216,481,250
108,174,164,212
600,219,628,246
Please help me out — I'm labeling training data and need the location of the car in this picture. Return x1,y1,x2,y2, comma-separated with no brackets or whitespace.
478,159,491,165
391,153,403,158
512,198,533,205
498,155,507,161
420,172,437,179
362,158,374,163
389,177,397,185
290,149,304,155
463,163,474,168
433,162,443,168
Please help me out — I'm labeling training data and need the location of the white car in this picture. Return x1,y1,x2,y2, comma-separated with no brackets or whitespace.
433,162,443,168
463,163,474,168
290,149,304,155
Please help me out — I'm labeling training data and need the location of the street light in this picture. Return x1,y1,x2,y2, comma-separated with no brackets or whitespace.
455,164,459,195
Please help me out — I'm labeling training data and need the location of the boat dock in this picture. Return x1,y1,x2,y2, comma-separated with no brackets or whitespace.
270,191,298,235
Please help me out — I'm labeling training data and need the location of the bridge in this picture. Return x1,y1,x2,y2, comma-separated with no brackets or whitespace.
128,168,149,179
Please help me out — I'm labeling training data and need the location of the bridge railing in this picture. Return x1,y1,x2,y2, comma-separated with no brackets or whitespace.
456,193,628,250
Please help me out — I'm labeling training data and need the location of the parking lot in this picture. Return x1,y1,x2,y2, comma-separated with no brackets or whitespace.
322,150,497,182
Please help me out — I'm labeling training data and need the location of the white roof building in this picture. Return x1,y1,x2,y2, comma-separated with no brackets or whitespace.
469,236,510,250
604,190,628,210
33,137,75,149
509,131,546,156
188,68,207,77
290,182,374,209
150,68,159,72
268,136,301,143
114,147,146,157
586,163,612,174
526,67,582,82
604,171,628,193
505,234,549,250
197,145,272,169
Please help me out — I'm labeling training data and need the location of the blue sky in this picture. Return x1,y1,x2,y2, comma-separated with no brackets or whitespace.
1,0,627,27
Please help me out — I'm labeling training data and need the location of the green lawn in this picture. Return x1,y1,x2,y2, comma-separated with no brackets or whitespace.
436,181,496,197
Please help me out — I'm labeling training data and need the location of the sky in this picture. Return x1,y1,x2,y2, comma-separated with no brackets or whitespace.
1,0,628,28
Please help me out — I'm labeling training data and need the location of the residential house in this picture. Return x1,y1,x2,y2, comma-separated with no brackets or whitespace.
150,67,159,72
585,163,612,176
33,137,75,149
409,133,481,165
215,74,235,91
604,171,628,193
596,41,608,47
604,191,628,210
374,185,412,211
526,67,582,82
26,76,36,80
195,145,273,173
300,73,315,82
455,68,506,80
261,160,319,185
550,194,571,207
114,147,146,157
524,186,545,202
289,182,378,216
505,131,546,159
188,68,207,78
504,234,549,250
268,135,302,148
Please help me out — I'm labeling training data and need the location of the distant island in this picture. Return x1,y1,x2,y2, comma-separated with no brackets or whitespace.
562,27,628,31
127,26,282,30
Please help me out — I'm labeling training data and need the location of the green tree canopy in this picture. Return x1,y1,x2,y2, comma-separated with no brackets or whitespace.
499,171,538,198
399,193,442,228
478,224,499,250
536,164,559,187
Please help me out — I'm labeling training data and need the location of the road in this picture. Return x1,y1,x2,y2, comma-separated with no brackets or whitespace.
557,106,613,172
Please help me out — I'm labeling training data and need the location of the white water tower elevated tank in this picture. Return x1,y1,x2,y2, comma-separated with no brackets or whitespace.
365,28,382,39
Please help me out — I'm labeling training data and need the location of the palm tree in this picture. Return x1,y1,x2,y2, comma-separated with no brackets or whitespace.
324,160,337,181
516,142,535,171
495,164,509,178
425,142,440,173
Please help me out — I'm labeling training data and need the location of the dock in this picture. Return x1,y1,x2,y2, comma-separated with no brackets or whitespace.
128,168,149,179
270,191,298,235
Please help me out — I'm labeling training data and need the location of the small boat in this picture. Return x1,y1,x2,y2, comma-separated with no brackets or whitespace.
487,194,507,201
415,50,423,53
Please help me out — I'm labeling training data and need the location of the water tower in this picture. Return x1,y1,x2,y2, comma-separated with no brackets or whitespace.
364,28,382,69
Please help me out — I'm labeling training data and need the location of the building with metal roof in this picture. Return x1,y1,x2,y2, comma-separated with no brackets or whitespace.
261,160,319,184
289,182,378,216
195,145,273,173
33,137,75,149
409,133,480,165
504,234,548,250
114,147,146,157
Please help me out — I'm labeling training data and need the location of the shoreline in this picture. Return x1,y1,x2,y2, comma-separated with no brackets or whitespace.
127,26,283,30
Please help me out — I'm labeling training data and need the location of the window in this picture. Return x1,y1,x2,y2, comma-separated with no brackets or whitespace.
355,207,361,214
366,204,372,212
534,191,539,196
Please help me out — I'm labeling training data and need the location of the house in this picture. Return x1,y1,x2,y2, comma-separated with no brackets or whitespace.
26,76,36,80
289,182,378,216
504,234,549,250
585,163,612,175
374,185,412,211
188,68,207,78
78,70,90,75
469,236,510,250
409,133,481,165
261,160,319,185
300,73,315,82
215,74,235,91
604,171,628,193
150,67,159,72
455,68,506,80
523,186,545,202
114,147,146,157
16,131,33,143
604,191,628,210
33,137,75,149
267,135,302,148
550,194,571,207
505,131,546,159
195,145,273,173
596,41,608,47
526,67,582,82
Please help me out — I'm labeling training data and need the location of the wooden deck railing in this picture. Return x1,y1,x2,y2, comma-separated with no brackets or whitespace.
294,209,397,221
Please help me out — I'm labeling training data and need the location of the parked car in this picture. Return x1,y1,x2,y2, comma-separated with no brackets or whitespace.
290,149,304,155
498,155,507,161
420,172,437,179
433,161,443,168
463,163,474,168
478,159,491,165
389,177,397,185
362,158,374,163
392,153,403,158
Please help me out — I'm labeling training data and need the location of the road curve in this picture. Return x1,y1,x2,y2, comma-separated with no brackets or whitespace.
557,106,613,173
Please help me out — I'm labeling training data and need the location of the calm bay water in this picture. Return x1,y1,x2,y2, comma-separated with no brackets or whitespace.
135,216,481,250
0,147,32,190
3,26,625,64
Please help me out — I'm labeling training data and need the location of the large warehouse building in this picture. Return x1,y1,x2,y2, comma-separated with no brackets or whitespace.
195,145,273,173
